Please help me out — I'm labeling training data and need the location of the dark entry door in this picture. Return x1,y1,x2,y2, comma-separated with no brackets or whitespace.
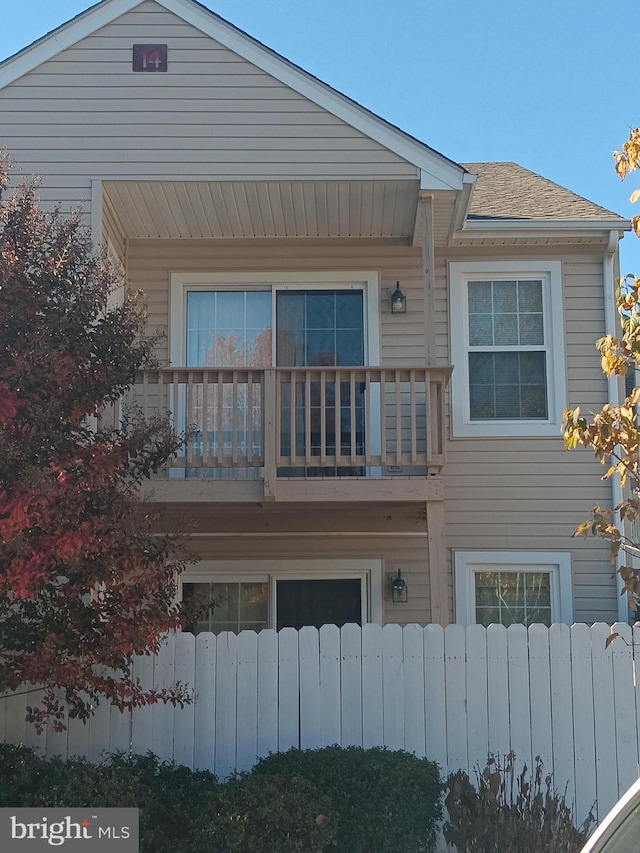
276,578,362,630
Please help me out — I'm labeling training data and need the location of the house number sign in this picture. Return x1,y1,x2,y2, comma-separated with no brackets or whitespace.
132,44,167,72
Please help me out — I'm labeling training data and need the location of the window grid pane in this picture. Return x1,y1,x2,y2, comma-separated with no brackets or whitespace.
474,570,552,627
183,582,268,635
186,291,272,368
469,352,547,419
468,279,544,347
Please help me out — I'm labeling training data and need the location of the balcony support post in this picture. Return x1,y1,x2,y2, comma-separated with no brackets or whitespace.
262,369,277,501
420,193,436,365
426,499,449,625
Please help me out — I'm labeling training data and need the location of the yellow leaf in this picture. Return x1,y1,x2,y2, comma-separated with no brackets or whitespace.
605,632,619,648
631,188,640,204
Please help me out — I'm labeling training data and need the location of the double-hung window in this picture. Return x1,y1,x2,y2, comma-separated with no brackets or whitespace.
449,261,566,437
454,551,573,626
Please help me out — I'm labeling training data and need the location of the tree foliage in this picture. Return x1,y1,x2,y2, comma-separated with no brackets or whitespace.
0,156,190,729
563,129,640,614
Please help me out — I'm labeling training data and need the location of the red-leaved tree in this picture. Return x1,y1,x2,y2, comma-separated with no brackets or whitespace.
0,157,191,730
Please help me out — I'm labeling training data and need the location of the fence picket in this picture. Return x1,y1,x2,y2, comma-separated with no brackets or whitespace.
319,624,341,747
173,631,196,769
423,624,447,771
465,624,489,772
215,631,238,780
444,624,467,772
528,624,553,771
486,624,510,763
256,630,278,760
382,624,404,751
571,623,597,824
131,652,154,757
549,623,575,804
299,626,321,750
506,624,532,774
611,622,638,798
591,622,618,819
278,628,299,752
194,632,216,772
341,623,363,747
236,630,259,773
403,624,426,758
151,632,176,764
362,623,384,748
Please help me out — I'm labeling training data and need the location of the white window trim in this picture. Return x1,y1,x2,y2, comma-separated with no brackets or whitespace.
169,271,381,367
454,550,573,626
180,558,383,629
448,260,566,437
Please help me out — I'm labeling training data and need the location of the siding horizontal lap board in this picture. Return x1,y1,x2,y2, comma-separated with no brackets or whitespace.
0,3,418,216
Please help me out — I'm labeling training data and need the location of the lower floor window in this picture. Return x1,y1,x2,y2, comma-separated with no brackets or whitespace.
181,559,381,635
184,581,268,635
474,570,551,627
454,551,572,627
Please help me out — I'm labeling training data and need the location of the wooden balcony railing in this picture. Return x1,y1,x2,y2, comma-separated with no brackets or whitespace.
122,366,451,479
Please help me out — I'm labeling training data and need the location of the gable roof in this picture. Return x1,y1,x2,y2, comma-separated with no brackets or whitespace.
0,0,467,193
463,161,623,221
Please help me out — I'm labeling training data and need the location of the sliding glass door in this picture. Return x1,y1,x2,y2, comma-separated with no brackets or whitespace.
276,290,365,475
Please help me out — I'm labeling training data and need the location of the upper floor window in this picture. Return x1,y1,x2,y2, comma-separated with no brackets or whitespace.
449,261,566,437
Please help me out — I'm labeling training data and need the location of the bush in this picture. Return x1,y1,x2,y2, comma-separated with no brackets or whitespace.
0,743,60,806
443,752,594,853
200,771,335,853
0,743,442,852
0,745,218,853
253,745,442,853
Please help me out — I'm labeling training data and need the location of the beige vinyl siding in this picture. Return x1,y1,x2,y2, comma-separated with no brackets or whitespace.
129,237,615,624
163,503,431,625
439,245,615,624
126,237,427,366
0,1,416,214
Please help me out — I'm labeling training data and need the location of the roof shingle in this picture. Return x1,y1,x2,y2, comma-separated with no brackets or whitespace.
462,161,623,221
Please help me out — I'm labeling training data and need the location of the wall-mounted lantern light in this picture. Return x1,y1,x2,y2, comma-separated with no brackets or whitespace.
390,281,406,314
389,570,408,603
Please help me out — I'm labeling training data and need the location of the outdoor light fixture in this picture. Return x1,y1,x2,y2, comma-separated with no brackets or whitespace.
390,281,406,314
390,570,408,603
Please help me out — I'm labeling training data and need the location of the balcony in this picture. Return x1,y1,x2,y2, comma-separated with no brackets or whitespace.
122,366,451,503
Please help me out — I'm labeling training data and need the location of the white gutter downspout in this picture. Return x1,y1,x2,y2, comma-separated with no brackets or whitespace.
604,229,628,621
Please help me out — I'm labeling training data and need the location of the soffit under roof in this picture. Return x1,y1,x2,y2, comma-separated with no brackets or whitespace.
103,179,458,243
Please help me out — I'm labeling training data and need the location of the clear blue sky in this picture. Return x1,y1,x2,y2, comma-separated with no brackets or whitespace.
2,0,639,273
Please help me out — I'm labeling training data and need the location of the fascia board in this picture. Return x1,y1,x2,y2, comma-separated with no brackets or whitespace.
0,0,145,88
455,218,631,237
157,0,465,191
451,176,477,235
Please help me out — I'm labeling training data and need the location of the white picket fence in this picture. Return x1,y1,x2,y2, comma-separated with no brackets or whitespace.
2,622,640,825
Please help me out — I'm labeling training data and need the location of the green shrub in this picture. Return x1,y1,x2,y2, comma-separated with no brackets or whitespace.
443,752,594,853
0,744,218,853
0,743,60,806
253,745,442,853
200,771,335,853
0,743,442,853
